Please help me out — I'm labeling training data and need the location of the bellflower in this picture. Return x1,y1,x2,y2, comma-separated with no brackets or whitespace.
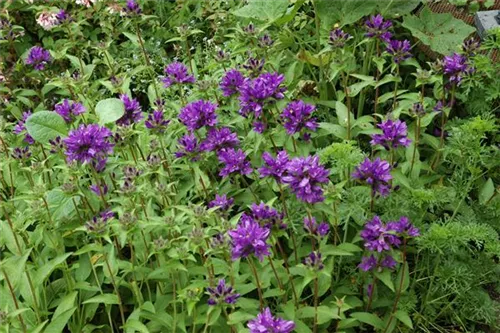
462,38,480,57
217,148,253,178
386,39,412,64
162,62,195,88
303,216,329,237
49,136,64,153
365,14,392,42
12,146,31,160
370,119,411,150
352,158,392,197
329,28,352,48
243,57,265,77
54,99,86,123
247,202,286,230
239,72,286,118
179,100,218,132
56,9,71,23
208,194,234,212
259,34,274,48
175,133,200,161
145,110,170,134
220,69,245,97
360,216,401,252
281,100,318,136
122,0,141,15
247,308,295,333
13,111,35,144
304,251,324,270
282,155,330,204
442,52,474,86
200,127,239,152
387,216,420,238
258,150,290,182
25,46,52,70
207,279,240,305
64,124,114,166
228,216,271,261
117,94,143,126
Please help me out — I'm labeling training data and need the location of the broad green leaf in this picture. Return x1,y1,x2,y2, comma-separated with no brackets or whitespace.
335,101,354,128
35,253,72,285
95,98,125,125
45,308,77,333
402,7,475,55
479,178,495,205
25,111,68,143
318,123,347,140
123,319,149,333
348,79,375,97
227,311,255,325
395,310,414,329
46,189,80,221
123,32,139,46
377,0,420,17
297,306,339,325
350,312,385,330
315,0,377,28
233,0,289,23
375,270,395,292
53,291,78,318
83,294,119,305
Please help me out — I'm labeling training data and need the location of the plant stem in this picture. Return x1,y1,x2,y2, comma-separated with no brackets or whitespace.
313,275,319,333
312,0,326,100
392,65,400,110
100,244,126,327
383,239,407,333
135,23,160,100
2,268,27,333
248,257,264,310
268,256,285,291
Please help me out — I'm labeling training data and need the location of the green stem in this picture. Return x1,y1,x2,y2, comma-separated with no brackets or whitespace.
383,240,407,333
248,257,264,310
2,268,27,333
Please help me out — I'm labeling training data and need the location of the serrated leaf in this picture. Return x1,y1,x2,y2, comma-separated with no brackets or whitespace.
350,312,385,330
95,98,125,125
25,111,68,143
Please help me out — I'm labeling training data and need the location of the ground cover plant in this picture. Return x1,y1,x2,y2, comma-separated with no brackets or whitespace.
1,0,500,332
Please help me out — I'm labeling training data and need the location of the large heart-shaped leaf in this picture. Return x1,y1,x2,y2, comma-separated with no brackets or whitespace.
95,98,125,125
402,6,475,55
25,111,68,143
233,0,289,23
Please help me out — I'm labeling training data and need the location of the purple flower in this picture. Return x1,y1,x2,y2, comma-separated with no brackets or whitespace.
207,279,240,306
56,9,71,23
304,251,324,270
25,46,52,70
258,150,290,182
123,0,141,15
208,194,234,212
282,155,329,204
13,111,35,144
259,34,274,48
239,72,286,118
359,255,377,272
200,127,239,152
370,119,411,150
54,99,86,123
386,39,412,64
243,57,265,77
85,210,114,235
365,14,392,42
12,146,31,160
360,216,401,253
411,102,425,117
64,124,114,166
145,110,170,134
217,148,253,178
90,182,108,196
303,217,329,237
49,136,64,153
179,100,218,132
462,38,480,57
281,100,318,136
329,28,352,48
228,216,271,261
175,133,200,161
117,94,143,126
247,202,286,230
442,52,474,86
220,69,245,97
252,121,266,134
387,216,420,238
162,62,195,88
247,308,295,333
381,255,397,269
352,158,392,197
211,233,228,249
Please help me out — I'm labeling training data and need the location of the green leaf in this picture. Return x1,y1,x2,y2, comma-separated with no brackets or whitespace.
123,319,150,333
25,111,68,143
227,311,255,325
318,123,347,140
83,294,120,305
95,98,125,125
397,262,410,293
350,312,385,330
233,0,289,23
53,291,78,318
35,253,72,285
298,306,339,325
375,270,395,292
335,101,354,129
45,308,77,333
123,32,139,46
315,0,377,28
479,178,495,205
395,310,414,329
46,189,80,221
402,7,475,55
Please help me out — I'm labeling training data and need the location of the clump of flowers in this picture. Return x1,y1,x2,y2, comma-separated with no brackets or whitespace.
208,194,234,212
200,127,239,152
36,11,59,30
247,308,295,333
175,134,200,161
145,110,170,134
217,148,253,178
228,216,271,261
118,94,143,126
282,155,329,204
220,69,245,97
207,279,240,305
442,52,474,86
85,210,114,235
239,72,286,118
13,111,35,144
245,202,286,230
304,251,324,270
122,0,141,16
281,100,318,138
365,14,392,42
162,62,195,88
12,146,31,160
304,216,329,238
54,99,86,123
352,158,392,197
179,100,218,132
258,150,290,182
25,46,52,70
64,124,114,168
370,119,411,150
329,28,352,48
386,39,412,64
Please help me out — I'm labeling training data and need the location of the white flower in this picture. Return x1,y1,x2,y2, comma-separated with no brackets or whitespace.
36,11,59,30
75,0,98,7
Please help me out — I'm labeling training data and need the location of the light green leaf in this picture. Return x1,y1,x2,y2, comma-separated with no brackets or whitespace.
45,308,76,333
123,32,139,46
83,294,119,305
233,0,289,23
375,270,395,292
35,253,72,285
25,111,68,143
227,311,255,325
46,189,80,221
298,306,340,325
53,291,78,319
479,178,495,205
95,98,125,125
335,101,354,128
350,312,385,330
395,310,414,329
123,319,150,333
315,0,377,28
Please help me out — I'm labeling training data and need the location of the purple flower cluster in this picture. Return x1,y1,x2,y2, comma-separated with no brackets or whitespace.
208,194,234,212
352,158,392,197
329,28,352,48
220,69,245,97
200,127,239,152
12,146,31,160
13,111,35,144
442,52,474,86
304,251,324,271
64,124,114,168
239,72,286,118
54,99,86,123
217,148,252,178
122,0,141,15
365,14,392,42
359,216,419,272
162,62,195,88
145,110,170,134
179,100,218,132
245,202,286,230
462,38,480,57
243,58,265,77
25,46,52,70
228,216,271,261
175,134,200,161
258,150,290,182
207,279,240,305
118,94,143,126
282,155,329,204
303,217,329,238
386,39,412,64
247,308,295,333
281,100,318,137
370,119,411,150
85,210,114,235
